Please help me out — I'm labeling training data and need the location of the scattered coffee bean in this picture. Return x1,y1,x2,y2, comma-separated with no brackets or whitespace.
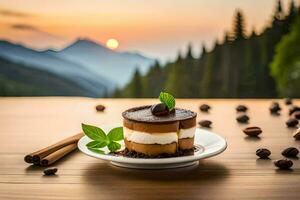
236,105,248,112
43,168,58,176
284,97,293,105
282,147,299,157
289,106,300,116
293,128,300,140
269,102,281,114
256,148,271,159
95,104,105,112
286,118,299,127
274,159,293,170
236,114,249,123
292,111,300,120
198,120,212,128
199,104,210,112
243,126,262,137
151,103,169,116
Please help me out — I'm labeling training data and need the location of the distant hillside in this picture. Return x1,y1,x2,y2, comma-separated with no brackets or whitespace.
0,57,91,96
0,40,113,97
48,38,154,87
115,1,300,98
0,38,154,97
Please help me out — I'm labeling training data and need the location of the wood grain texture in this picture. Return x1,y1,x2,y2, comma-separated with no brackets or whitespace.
0,97,299,200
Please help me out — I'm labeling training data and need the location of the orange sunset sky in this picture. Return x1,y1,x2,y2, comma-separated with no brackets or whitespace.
0,0,297,61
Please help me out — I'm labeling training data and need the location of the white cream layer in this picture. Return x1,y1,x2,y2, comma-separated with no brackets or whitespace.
124,126,196,145
178,126,196,139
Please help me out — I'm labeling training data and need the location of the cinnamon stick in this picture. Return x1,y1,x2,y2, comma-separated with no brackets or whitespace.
40,143,78,166
24,133,83,164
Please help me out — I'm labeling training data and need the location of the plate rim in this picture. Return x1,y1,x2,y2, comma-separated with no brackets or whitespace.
78,128,227,165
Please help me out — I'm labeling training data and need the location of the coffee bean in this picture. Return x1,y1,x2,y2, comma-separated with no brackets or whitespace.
236,114,249,123
199,104,210,112
269,102,281,114
198,120,212,128
256,148,271,159
274,159,293,170
151,103,169,116
95,104,105,112
289,106,300,116
286,118,299,127
292,111,300,120
293,128,300,140
243,126,262,137
236,105,248,112
43,168,58,176
284,97,293,105
282,147,299,157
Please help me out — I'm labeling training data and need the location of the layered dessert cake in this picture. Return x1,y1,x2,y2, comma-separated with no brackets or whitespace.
122,103,197,156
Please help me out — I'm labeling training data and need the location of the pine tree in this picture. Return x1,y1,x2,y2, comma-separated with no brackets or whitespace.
287,0,297,22
176,50,183,62
201,43,207,55
239,37,257,97
113,87,121,97
153,60,160,70
186,43,194,59
218,40,232,96
142,60,166,97
200,52,216,97
124,68,143,97
250,27,257,37
288,0,296,14
232,10,246,41
166,45,197,97
224,31,231,43
274,0,283,20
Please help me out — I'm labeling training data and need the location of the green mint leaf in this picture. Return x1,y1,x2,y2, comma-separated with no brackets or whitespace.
159,92,175,111
87,147,105,154
82,123,107,142
86,141,107,148
82,123,124,153
107,141,121,152
107,127,124,141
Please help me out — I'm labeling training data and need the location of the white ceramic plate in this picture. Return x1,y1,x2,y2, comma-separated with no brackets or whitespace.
78,128,227,169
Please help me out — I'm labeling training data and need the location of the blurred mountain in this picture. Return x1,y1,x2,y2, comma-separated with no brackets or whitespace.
48,38,154,86
0,56,92,96
0,40,113,97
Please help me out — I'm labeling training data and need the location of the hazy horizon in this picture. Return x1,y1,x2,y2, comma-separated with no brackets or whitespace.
0,0,298,61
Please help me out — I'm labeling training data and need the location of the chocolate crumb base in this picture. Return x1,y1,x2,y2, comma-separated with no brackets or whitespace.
114,146,200,159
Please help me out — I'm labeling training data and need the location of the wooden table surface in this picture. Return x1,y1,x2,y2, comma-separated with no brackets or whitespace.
0,97,299,200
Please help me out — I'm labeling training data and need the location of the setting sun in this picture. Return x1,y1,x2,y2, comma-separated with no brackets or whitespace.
106,38,119,50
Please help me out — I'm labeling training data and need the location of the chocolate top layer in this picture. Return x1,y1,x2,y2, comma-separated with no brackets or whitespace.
122,105,197,124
